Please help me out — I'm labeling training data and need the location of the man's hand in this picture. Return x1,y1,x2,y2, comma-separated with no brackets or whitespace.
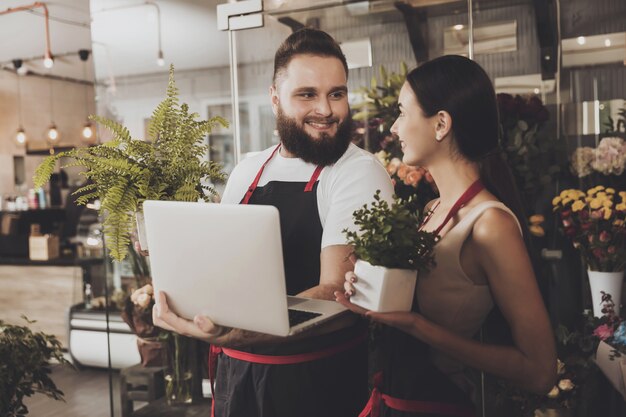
152,291,228,342
134,241,149,257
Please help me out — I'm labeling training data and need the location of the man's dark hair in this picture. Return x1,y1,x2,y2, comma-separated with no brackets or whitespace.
273,28,348,85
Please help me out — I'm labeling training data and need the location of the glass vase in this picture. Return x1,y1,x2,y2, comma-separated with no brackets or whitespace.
163,333,194,405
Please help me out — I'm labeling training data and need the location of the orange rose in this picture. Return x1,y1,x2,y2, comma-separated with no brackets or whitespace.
405,170,423,187
397,164,409,180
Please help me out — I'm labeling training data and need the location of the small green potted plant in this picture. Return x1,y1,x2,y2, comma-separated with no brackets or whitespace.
0,316,72,417
343,191,438,312
34,65,227,262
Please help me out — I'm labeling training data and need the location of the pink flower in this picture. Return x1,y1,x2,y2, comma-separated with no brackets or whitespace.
599,230,611,242
593,324,614,340
591,210,603,219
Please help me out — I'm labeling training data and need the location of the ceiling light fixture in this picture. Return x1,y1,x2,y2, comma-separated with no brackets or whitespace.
78,49,95,142
454,24,464,31
577,36,586,45
47,74,59,146
0,2,55,70
605,39,612,47
93,1,164,68
13,60,27,146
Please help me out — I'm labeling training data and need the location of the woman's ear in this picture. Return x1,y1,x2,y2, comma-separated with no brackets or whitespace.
434,111,452,142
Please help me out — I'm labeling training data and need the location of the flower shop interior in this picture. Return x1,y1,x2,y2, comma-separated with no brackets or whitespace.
0,0,625,416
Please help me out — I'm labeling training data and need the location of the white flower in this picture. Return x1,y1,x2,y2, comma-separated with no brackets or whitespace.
557,359,565,375
546,385,560,398
558,379,575,391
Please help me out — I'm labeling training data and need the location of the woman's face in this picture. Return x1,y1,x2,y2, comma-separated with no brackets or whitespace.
390,83,439,167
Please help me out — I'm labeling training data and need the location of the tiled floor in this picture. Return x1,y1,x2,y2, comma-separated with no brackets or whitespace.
23,364,123,417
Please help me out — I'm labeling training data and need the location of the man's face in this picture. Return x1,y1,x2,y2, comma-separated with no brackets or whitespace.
271,54,352,166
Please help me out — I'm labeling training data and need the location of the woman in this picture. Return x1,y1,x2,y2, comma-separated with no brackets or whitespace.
336,55,556,416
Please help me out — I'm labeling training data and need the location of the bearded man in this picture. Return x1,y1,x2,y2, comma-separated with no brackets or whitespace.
153,28,393,417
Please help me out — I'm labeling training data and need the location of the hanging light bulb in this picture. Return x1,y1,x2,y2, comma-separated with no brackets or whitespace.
157,49,165,67
43,51,54,69
82,122,94,140
47,124,59,142
15,128,27,145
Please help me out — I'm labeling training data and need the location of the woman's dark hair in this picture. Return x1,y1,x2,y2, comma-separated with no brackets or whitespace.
405,55,528,240
406,55,545,345
273,28,348,85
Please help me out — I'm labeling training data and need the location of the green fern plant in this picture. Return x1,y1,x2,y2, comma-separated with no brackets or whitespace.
34,65,227,261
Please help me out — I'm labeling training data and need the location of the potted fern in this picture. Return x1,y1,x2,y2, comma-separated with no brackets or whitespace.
34,65,227,262
343,191,438,312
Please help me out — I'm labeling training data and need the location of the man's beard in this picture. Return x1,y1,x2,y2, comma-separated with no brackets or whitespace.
276,107,353,167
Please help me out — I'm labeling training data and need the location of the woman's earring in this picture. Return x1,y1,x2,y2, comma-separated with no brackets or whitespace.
435,133,443,142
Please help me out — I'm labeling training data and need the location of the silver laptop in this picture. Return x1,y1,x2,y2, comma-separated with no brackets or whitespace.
142,200,348,337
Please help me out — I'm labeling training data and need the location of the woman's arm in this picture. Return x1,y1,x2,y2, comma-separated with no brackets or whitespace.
337,208,557,394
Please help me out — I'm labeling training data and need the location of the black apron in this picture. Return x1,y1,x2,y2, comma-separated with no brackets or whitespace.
211,145,368,417
359,181,485,417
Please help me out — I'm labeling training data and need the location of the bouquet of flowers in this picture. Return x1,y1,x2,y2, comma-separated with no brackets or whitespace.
571,137,626,178
497,93,562,215
552,186,626,272
374,150,438,211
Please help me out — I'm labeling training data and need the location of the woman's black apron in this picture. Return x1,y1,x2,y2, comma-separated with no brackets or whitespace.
210,145,368,417
359,181,486,417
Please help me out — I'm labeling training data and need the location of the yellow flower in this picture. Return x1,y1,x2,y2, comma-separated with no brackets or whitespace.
597,192,607,199
572,200,586,212
552,196,562,206
547,386,560,398
560,190,571,199
606,188,615,194
562,197,572,205
616,203,626,211
603,199,613,208
590,199,603,209
529,224,545,237
587,188,597,196
615,219,625,227
619,191,626,199
596,185,605,191
529,214,545,224
604,208,612,220
585,196,593,202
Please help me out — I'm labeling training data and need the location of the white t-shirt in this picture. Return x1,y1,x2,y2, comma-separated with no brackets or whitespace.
221,143,394,249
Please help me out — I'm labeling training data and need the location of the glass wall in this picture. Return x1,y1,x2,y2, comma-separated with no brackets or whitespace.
3,0,617,415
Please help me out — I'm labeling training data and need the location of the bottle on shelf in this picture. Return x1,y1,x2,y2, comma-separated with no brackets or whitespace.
84,283,93,309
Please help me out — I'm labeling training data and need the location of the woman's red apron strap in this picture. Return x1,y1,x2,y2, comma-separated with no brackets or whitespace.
359,372,476,417
434,179,484,235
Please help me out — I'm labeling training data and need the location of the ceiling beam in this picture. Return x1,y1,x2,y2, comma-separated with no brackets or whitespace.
395,1,429,64
532,0,558,80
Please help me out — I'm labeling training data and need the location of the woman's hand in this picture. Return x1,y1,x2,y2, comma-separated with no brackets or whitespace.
334,271,424,337
152,291,228,342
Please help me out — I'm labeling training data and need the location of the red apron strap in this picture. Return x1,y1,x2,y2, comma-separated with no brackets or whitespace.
304,165,324,192
241,144,324,204
380,395,475,417
434,179,484,235
208,344,223,417
220,331,367,365
358,371,475,417
241,144,281,205
359,371,383,417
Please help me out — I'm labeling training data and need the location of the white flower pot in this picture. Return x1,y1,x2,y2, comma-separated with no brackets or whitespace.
587,270,624,318
135,211,148,252
350,259,417,312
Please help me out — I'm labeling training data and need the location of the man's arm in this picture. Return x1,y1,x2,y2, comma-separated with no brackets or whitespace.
154,244,357,348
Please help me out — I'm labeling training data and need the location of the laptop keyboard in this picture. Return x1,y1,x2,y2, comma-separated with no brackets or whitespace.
288,309,322,327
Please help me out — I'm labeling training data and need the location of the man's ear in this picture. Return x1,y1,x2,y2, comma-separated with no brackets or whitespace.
270,85,279,116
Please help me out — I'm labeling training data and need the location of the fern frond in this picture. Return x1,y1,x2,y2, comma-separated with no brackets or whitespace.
33,152,66,188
